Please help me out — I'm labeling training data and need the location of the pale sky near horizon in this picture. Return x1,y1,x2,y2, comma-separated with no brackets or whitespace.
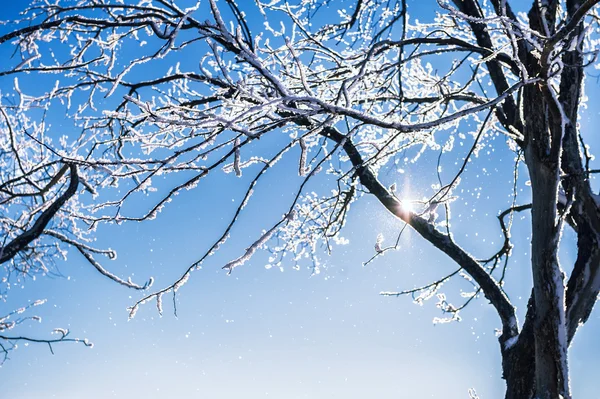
2,1,600,398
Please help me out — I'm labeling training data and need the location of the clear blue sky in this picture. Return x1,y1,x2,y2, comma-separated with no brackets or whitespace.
2,1,600,398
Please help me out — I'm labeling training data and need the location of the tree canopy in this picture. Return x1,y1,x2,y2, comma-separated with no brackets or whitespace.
1,0,600,397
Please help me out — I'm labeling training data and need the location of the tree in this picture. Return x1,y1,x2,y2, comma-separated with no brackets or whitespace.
1,0,599,397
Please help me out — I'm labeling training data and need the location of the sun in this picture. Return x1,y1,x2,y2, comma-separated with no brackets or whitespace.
400,199,414,214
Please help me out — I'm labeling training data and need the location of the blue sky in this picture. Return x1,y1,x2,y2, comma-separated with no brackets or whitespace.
2,0,600,398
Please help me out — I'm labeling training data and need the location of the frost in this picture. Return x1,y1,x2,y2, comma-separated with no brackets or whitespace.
156,293,164,316
233,138,242,177
53,328,69,337
223,223,280,273
374,233,384,253
298,138,308,176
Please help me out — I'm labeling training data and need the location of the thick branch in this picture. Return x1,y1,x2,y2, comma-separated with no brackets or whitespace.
554,0,600,343
0,163,79,264
452,0,521,131
318,125,518,337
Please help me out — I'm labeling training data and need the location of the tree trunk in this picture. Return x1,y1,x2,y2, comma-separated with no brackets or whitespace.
500,92,571,397
502,296,536,399
527,156,569,398
521,73,571,397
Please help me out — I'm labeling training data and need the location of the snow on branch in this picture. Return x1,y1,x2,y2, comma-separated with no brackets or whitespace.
6,0,600,363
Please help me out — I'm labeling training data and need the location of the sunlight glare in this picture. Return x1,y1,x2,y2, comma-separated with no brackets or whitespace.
400,200,414,214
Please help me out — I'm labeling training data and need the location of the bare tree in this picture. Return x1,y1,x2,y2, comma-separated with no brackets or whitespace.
1,0,600,397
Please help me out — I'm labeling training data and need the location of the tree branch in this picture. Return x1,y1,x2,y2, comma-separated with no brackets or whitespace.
317,124,518,338
0,163,79,264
